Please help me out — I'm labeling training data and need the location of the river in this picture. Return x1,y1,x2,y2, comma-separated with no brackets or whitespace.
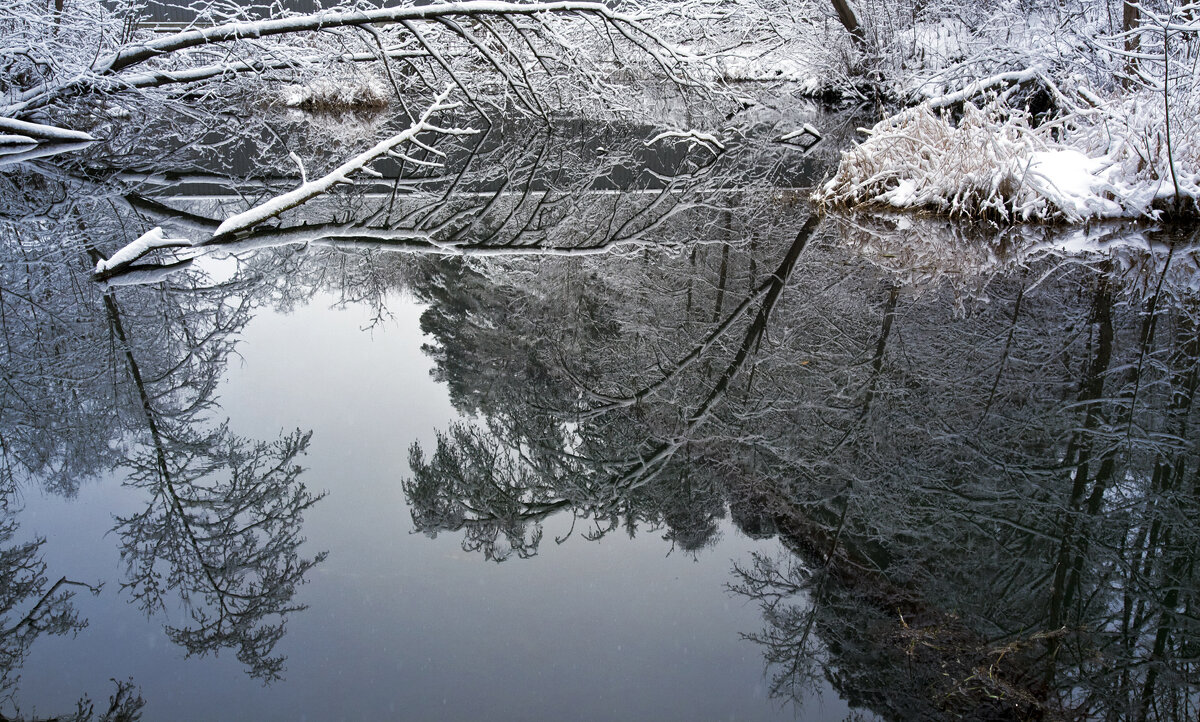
1,90,1197,720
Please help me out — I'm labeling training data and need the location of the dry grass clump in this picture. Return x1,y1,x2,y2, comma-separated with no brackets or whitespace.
817,90,1200,224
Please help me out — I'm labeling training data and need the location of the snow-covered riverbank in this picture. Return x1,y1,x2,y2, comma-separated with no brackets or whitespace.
801,2,1200,223
816,92,1199,222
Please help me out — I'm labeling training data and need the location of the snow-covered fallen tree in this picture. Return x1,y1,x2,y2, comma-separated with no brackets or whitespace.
1,0,720,141
94,86,475,279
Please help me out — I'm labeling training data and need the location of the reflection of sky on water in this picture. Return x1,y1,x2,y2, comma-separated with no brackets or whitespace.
16,292,852,722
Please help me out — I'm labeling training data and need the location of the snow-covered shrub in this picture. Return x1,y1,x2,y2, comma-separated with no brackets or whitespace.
818,77,1200,223
851,0,1119,103
1063,91,1200,218
816,101,1128,223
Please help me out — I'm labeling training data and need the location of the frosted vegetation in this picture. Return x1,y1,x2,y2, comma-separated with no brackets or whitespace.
814,0,1200,221
5,0,1197,227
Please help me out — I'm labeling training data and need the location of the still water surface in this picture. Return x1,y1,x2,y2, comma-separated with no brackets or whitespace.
2,97,1198,720
19,294,849,721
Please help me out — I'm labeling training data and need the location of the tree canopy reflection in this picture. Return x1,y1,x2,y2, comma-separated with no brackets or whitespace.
5,86,1200,719
0,122,332,707
0,86,820,711
399,211,1200,719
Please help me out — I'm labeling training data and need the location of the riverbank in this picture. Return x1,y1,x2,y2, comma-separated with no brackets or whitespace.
786,3,1200,223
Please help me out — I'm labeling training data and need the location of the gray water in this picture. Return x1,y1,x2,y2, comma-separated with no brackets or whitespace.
2,96,1198,720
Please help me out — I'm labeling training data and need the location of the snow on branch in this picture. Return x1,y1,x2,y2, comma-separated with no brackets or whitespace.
644,129,725,152
95,86,475,277
95,227,193,274
0,116,95,142
4,0,701,118
916,67,1044,111
213,85,474,237
0,134,37,148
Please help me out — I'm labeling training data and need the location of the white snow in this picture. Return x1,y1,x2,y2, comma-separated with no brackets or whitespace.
1022,150,1122,220
0,116,95,142
811,2,1200,223
99,261,194,288
213,86,473,238
644,129,724,151
0,140,94,168
0,134,37,148
95,227,193,273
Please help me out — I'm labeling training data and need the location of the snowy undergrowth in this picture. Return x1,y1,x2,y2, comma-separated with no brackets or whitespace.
816,93,1200,223
813,1,1200,223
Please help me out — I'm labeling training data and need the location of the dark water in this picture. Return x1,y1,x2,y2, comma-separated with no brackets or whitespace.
2,97,1199,720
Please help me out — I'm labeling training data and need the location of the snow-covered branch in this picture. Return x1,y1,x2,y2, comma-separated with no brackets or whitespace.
3,0,704,123
0,116,94,142
95,87,474,276
214,86,474,237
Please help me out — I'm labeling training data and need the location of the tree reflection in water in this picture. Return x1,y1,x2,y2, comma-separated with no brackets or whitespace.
0,122,331,707
3,91,1200,720
400,215,1200,719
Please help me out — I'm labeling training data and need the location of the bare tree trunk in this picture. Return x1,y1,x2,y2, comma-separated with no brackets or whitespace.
830,0,866,46
1123,0,1140,84
711,242,730,324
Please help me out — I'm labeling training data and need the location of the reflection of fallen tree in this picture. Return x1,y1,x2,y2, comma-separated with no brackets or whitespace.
398,204,1200,719
577,214,820,493
403,215,819,561
95,103,738,288
95,88,474,282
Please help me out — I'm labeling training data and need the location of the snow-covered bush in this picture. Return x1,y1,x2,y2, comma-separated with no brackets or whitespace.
0,0,123,105
818,78,1200,223
1065,91,1200,218
816,101,1131,223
